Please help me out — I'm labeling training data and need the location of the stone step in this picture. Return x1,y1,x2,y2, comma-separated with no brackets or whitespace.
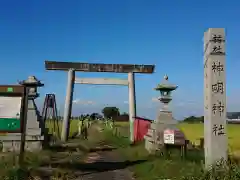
144,135,154,142
150,123,177,130
145,131,154,137
150,123,162,129
26,128,42,134
145,140,155,152
144,135,161,143
0,130,42,137
0,134,44,141
147,128,155,134
1,141,42,152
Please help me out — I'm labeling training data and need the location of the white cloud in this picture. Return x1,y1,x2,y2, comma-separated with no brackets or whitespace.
174,101,198,108
151,97,159,102
72,99,96,105
123,101,128,104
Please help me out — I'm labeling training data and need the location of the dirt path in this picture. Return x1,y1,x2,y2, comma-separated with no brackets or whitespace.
72,125,135,180
33,125,135,180
79,145,134,180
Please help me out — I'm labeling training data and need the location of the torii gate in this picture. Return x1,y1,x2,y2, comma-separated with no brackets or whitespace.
45,61,155,142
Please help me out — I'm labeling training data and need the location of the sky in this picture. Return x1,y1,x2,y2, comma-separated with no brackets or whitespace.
0,0,240,120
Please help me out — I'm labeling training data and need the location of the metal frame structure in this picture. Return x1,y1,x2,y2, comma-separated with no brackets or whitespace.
42,94,60,137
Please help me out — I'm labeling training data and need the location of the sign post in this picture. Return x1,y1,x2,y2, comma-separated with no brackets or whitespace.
18,87,29,167
0,86,26,133
163,129,175,144
0,85,28,168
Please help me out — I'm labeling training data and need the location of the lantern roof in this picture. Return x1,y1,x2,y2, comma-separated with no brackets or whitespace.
155,75,178,91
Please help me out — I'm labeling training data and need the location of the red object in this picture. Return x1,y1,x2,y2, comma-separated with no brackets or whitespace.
134,116,152,142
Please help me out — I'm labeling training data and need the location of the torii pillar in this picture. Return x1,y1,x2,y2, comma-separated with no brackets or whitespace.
44,61,155,142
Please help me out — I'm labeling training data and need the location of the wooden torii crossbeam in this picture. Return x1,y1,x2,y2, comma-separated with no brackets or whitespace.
45,61,155,73
45,60,155,142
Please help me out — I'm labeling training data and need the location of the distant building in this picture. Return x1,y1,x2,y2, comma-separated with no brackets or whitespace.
227,112,240,124
115,114,129,122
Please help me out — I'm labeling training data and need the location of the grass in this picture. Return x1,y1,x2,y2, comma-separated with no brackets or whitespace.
45,119,80,138
45,119,240,152
114,121,240,152
0,120,240,179
178,123,240,152
101,122,240,180
0,123,101,180
45,119,240,164
102,126,203,179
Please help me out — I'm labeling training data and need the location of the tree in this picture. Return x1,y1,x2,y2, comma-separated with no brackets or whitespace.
182,116,204,123
102,107,120,119
90,113,102,120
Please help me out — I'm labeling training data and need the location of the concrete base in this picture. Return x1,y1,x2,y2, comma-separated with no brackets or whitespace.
0,99,46,152
0,138,43,152
144,134,164,153
144,110,178,153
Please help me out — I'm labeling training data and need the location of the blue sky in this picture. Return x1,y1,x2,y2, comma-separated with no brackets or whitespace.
0,0,240,120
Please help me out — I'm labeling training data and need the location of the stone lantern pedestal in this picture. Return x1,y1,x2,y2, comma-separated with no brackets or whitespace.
144,75,182,153
0,76,45,152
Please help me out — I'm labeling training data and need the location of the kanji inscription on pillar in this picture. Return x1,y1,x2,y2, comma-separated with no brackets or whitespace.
203,28,227,168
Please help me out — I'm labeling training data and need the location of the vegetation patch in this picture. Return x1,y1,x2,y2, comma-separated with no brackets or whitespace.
101,123,240,180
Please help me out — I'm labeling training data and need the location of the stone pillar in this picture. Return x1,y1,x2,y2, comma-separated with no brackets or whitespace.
61,69,75,142
203,28,227,168
128,72,136,143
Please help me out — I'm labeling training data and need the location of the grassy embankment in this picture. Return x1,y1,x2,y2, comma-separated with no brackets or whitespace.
101,121,240,180
0,120,239,179
0,120,100,180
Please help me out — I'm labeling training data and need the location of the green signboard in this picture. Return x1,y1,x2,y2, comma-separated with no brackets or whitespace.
0,96,22,132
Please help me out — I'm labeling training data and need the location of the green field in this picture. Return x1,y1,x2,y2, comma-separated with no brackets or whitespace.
114,121,240,152
178,123,240,152
46,120,240,152
102,122,240,179
45,119,80,137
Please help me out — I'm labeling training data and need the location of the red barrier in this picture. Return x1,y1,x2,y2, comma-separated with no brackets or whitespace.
133,116,152,142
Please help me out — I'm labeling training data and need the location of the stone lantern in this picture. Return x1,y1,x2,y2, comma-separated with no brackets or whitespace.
19,76,44,99
144,75,184,153
155,75,178,113
18,76,45,150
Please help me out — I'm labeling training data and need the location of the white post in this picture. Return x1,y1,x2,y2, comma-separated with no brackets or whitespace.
61,69,75,142
128,72,136,143
204,28,227,168
78,121,82,136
